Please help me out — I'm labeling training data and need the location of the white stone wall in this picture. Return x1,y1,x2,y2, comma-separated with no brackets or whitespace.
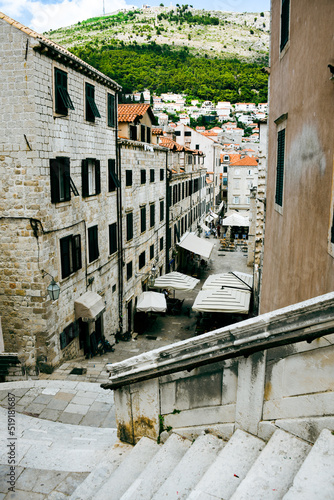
120,141,167,333
0,21,119,366
227,164,258,211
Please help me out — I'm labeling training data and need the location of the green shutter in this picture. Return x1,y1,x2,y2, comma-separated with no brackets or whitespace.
95,160,101,195
82,159,89,197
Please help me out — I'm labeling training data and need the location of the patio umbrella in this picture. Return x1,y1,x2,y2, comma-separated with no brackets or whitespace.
136,292,167,313
202,271,253,291
192,288,251,314
222,214,249,227
152,271,199,291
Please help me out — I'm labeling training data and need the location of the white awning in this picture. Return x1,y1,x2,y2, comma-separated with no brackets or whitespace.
200,223,211,233
210,211,219,219
136,292,167,313
217,201,225,213
192,288,251,314
222,214,249,227
152,271,199,291
75,291,105,322
205,215,214,223
177,233,214,259
202,271,253,291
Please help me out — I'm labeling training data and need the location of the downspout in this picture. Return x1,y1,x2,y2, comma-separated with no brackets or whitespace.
115,93,124,334
165,150,170,272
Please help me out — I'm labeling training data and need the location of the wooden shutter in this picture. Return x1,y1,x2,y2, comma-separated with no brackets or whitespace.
280,0,290,50
60,236,71,279
72,234,82,271
108,93,115,127
81,159,89,197
95,160,101,195
63,157,71,201
50,159,60,203
275,129,285,206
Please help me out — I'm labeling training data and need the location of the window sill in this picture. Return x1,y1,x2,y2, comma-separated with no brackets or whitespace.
83,194,100,201
55,200,71,208
274,203,283,215
279,40,290,61
88,257,100,266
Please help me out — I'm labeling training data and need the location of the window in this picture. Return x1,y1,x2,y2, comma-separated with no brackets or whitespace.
82,159,101,197
275,129,285,207
233,196,240,204
127,261,133,280
130,125,137,141
280,0,290,51
248,170,253,175
188,155,193,165
141,169,146,185
160,237,164,251
223,166,227,173
50,157,71,203
54,68,74,115
234,180,240,189
150,169,155,183
141,125,146,142
88,225,99,262
139,251,145,270
223,178,228,186
126,170,132,187
195,144,199,150
60,321,79,350
175,130,181,136
224,155,229,161
160,200,164,221
109,223,117,255
247,197,250,204
85,83,100,122
150,203,155,228
60,234,82,279
107,93,115,127
150,244,154,260
160,169,164,181
108,159,120,192
146,127,151,143
126,212,133,241
140,205,146,233
185,131,192,137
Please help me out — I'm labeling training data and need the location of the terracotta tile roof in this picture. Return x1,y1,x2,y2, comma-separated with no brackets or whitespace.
0,12,121,90
206,178,213,184
118,104,154,123
152,128,163,135
159,136,185,151
230,156,258,166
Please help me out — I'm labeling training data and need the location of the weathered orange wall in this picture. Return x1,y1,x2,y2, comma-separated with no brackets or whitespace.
260,0,334,312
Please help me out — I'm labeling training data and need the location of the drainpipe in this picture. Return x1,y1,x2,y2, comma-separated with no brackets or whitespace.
115,93,124,334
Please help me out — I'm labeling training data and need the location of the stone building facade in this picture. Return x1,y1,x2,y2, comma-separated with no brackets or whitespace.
0,14,121,368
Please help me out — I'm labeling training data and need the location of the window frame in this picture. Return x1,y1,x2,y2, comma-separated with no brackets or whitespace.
88,225,99,263
140,169,146,185
126,261,133,281
160,168,164,181
109,222,117,255
126,170,133,187
85,82,101,123
107,92,115,128
126,212,133,242
138,251,145,270
108,159,120,192
160,199,164,222
275,128,286,209
149,244,154,261
54,67,74,116
140,205,146,234
150,203,155,228
82,158,101,197
280,0,290,52
60,234,82,279
150,169,155,183
50,157,71,203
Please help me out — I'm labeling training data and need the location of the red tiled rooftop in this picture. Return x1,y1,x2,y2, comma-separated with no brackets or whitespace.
118,104,154,123
230,156,258,166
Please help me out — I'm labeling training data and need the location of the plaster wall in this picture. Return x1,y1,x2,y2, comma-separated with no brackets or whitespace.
260,0,334,312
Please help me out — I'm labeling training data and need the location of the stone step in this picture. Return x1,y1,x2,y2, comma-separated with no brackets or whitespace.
188,429,265,500
230,429,312,499
283,429,334,500
69,441,133,500
152,433,224,500
120,433,192,500
94,436,160,500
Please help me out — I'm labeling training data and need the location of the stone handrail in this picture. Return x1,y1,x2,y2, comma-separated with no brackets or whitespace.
102,292,334,390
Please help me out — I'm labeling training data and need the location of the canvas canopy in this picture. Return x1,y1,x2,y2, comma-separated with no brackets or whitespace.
136,292,167,313
153,271,199,291
75,291,105,322
222,214,250,227
192,288,251,314
202,271,253,291
200,223,211,232
177,233,214,259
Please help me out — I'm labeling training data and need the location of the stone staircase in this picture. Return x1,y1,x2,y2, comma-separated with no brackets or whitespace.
69,428,334,500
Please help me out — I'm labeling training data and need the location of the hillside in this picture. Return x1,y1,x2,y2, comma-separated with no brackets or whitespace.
47,6,270,103
47,6,270,61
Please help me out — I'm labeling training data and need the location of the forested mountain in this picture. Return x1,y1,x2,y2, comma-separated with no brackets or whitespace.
47,5,269,103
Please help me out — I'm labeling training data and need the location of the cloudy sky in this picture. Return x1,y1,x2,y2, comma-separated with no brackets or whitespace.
0,0,270,33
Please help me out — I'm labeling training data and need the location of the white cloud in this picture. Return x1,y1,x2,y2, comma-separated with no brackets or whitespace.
0,0,131,33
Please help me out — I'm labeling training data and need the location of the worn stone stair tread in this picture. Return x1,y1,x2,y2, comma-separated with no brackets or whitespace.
283,429,334,500
151,433,223,500
93,436,160,500
230,429,311,499
69,441,133,500
120,433,192,500
188,429,265,500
